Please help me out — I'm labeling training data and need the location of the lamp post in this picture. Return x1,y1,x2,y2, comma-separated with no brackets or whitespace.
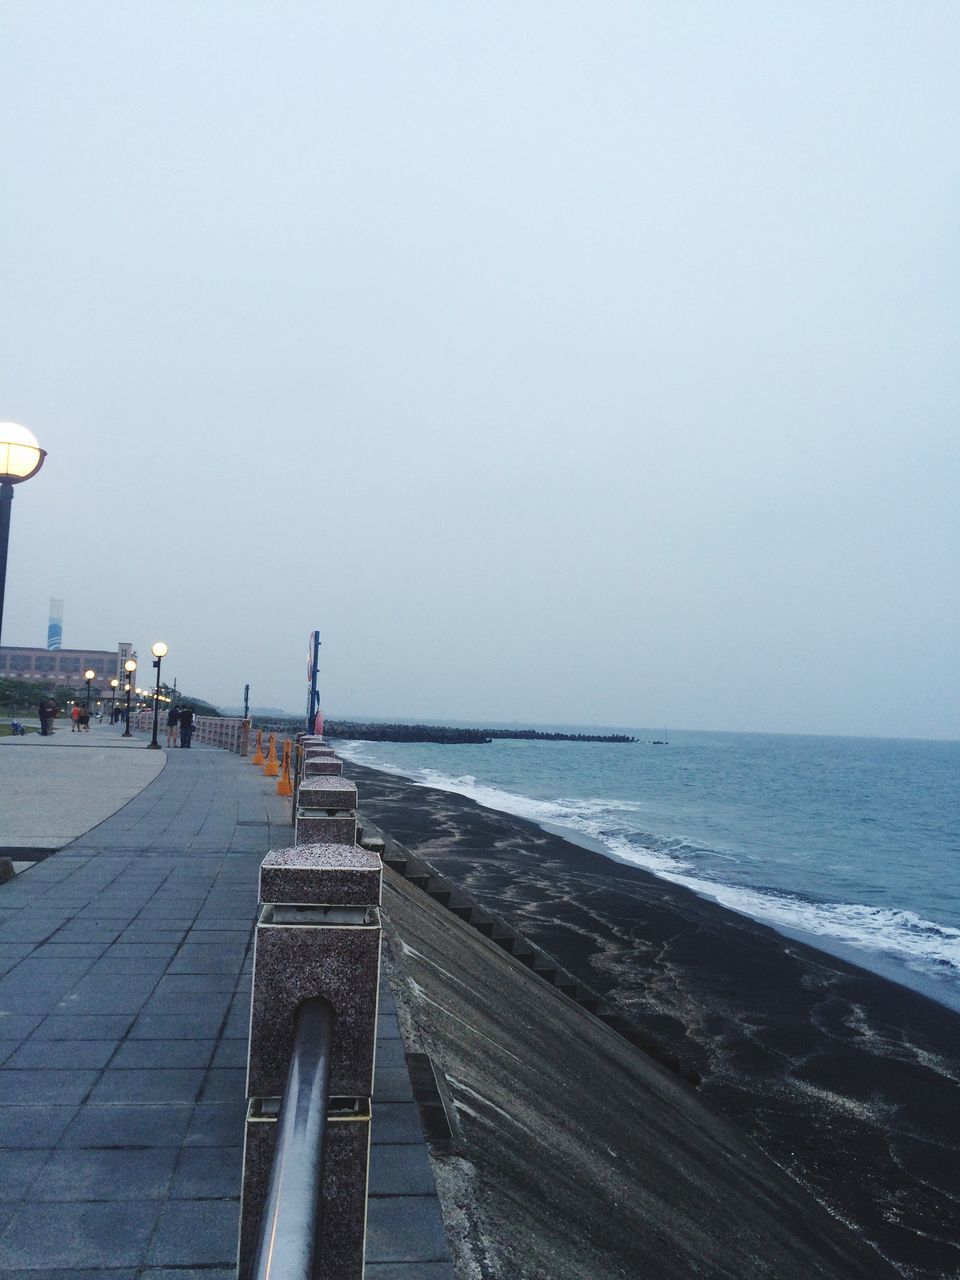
0,422,47,645
148,642,168,749
110,678,119,723
122,658,137,736
84,669,96,716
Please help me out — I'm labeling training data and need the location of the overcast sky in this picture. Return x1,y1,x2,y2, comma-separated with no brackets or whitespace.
2,2,957,738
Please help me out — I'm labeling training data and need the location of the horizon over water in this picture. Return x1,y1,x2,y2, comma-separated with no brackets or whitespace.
334,726,960,1013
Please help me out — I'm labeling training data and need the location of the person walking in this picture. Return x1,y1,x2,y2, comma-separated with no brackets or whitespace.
179,706,194,749
38,701,50,736
71,704,81,732
166,704,181,748
45,699,58,734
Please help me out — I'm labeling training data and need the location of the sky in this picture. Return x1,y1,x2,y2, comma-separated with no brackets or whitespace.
1,2,957,739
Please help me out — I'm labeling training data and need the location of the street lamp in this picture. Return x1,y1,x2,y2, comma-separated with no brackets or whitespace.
122,658,137,737
84,669,96,716
0,422,47,645
110,678,119,723
148,641,168,749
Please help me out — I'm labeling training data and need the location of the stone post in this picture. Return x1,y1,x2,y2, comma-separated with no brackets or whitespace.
303,755,344,777
295,776,358,846
238,839,382,1280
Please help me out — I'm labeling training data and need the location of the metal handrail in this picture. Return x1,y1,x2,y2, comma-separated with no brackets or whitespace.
252,997,336,1280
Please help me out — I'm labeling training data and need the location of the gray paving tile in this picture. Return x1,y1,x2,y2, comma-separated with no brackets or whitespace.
0,922,60,943
69,975,158,998
141,1270,235,1280
0,1201,159,1268
185,928,250,940
133,917,197,928
54,989,155,1015
199,1069,245,1101
89,1069,205,1104
147,1199,239,1266
30,1147,178,1200
223,1006,249,1036
372,1103,426,1144
31,1014,135,1040
170,1146,243,1198
86,958,171,975
0,991,62,1013
373,1066,415,1102
377,1013,401,1039
0,1069,99,1104
365,1196,450,1263
0,974,79,997
30,944,108,958
142,992,231,1017
129,1011,225,1039
369,1143,438,1195
47,928,122,944
61,1104,193,1148
166,955,242,975
105,944,179,959
375,1038,408,1069
0,1106,76,1148
4,1040,117,1068
184,1101,246,1147
153,974,236,995
0,1269,138,1280
110,1039,215,1069
117,929,187,944
211,1038,247,1068
0,1149,48,1199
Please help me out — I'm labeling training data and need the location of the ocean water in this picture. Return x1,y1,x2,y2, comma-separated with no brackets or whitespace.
335,728,960,1012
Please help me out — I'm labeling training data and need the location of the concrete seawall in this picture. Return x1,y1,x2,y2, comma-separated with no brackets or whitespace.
374,846,897,1278
350,760,960,1279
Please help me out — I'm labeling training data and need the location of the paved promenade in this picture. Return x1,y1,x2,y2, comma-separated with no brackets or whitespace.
0,727,453,1278
0,726,165,856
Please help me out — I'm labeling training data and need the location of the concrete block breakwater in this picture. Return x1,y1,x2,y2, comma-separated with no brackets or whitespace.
324,721,638,744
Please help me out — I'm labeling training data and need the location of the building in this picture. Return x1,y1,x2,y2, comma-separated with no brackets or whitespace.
0,643,134,694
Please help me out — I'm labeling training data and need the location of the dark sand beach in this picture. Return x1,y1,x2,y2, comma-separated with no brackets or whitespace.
343,760,960,1280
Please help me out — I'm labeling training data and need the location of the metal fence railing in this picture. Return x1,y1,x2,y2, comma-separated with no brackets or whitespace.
252,997,335,1280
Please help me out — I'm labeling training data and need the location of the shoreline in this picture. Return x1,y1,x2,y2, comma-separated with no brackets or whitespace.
338,744,960,1015
345,757,960,1280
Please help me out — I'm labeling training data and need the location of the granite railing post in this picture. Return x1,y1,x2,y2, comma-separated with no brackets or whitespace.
295,774,358,846
238,803,382,1278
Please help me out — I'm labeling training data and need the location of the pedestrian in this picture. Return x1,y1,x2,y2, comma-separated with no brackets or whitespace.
71,704,81,732
38,701,50,735
79,707,90,732
166,704,181,747
46,699,57,733
179,705,194,749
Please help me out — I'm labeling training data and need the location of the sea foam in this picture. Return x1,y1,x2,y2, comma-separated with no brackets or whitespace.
335,738,960,1008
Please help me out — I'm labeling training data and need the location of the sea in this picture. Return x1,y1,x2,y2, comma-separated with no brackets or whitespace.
335,727,960,1014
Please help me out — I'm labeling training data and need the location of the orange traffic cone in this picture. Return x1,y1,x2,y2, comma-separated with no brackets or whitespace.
276,740,294,797
251,729,265,765
263,733,280,777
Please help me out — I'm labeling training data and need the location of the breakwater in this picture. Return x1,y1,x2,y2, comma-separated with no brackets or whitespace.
324,721,636,744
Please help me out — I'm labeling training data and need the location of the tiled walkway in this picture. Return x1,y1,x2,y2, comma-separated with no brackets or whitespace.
0,742,453,1278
